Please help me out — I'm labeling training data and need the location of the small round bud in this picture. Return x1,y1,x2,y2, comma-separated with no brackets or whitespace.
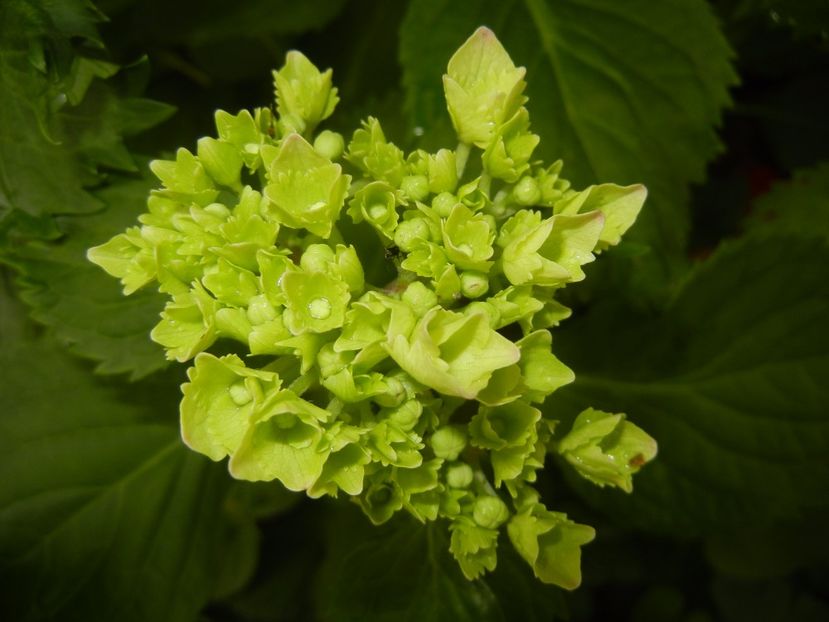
246,294,277,325
430,426,467,460
401,175,430,201
446,463,474,489
432,192,457,218
394,218,431,252
229,381,252,406
316,343,350,377
313,130,345,160
513,176,541,206
472,496,510,529
300,244,335,273
402,281,438,314
460,271,489,299
374,376,406,408
204,202,231,219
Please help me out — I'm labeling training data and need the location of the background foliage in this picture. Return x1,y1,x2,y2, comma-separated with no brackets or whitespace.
1,0,828,620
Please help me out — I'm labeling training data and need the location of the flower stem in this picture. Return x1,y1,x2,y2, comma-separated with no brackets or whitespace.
455,142,471,180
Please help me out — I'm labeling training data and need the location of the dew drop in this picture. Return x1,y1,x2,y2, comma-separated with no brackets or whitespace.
308,297,332,320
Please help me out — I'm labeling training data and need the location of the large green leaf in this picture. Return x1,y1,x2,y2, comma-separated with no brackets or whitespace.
547,234,829,535
3,174,167,379
400,0,736,255
0,286,234,621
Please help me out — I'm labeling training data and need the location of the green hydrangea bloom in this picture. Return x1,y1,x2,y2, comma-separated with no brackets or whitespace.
88,28,654,589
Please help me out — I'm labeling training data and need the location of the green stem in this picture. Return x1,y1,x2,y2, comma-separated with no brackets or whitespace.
479,172,492,196
455,142,471,180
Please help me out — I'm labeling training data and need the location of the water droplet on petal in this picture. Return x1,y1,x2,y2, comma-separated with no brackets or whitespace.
308,297,332,320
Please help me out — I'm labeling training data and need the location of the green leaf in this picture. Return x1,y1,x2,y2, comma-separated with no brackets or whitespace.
746,163,829,241
0,0,172,224
2,175,168,379
0,285,238,621
548,235,829,535
316,508,502,621
401,0,736,254
0,0,101,221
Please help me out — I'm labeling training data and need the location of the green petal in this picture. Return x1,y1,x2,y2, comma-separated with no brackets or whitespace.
347,181,401,242
507,504,595,589
229,389,331,490
273,51,339,135
86,227,155,294
150,148,218,206
386,307,520,399
501,212,604,286
443,27,527,147
150,283,218,361
264,133,350,238
449,517,499,580
308,443,370,498
345,116,406,186
197,137,243,188
201,259,259,307
558,408,657,492
482,108,539,182
282,270,350,335
442,203,495,271
180,353,280,460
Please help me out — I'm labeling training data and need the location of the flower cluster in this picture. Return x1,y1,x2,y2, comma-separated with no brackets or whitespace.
89,27,656,588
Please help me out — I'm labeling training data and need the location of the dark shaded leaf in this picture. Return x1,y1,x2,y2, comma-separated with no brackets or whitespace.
548,235,829,535
0,285,238,621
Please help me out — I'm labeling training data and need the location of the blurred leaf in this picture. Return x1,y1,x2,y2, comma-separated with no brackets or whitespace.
706,512,829,580
548,234,829,535
97,0,348,46
712,574,829,622
315,508,499,621
314,504,569,622
746,163,829,239
0,0,172,225
314,505,567,621
739,73,829,171
0,0,103,221
2,172,168,379
724,0,829,40
0,285,238,621
400,0,737,257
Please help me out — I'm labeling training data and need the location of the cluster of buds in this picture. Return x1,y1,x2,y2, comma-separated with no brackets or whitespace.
89,27,655,588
